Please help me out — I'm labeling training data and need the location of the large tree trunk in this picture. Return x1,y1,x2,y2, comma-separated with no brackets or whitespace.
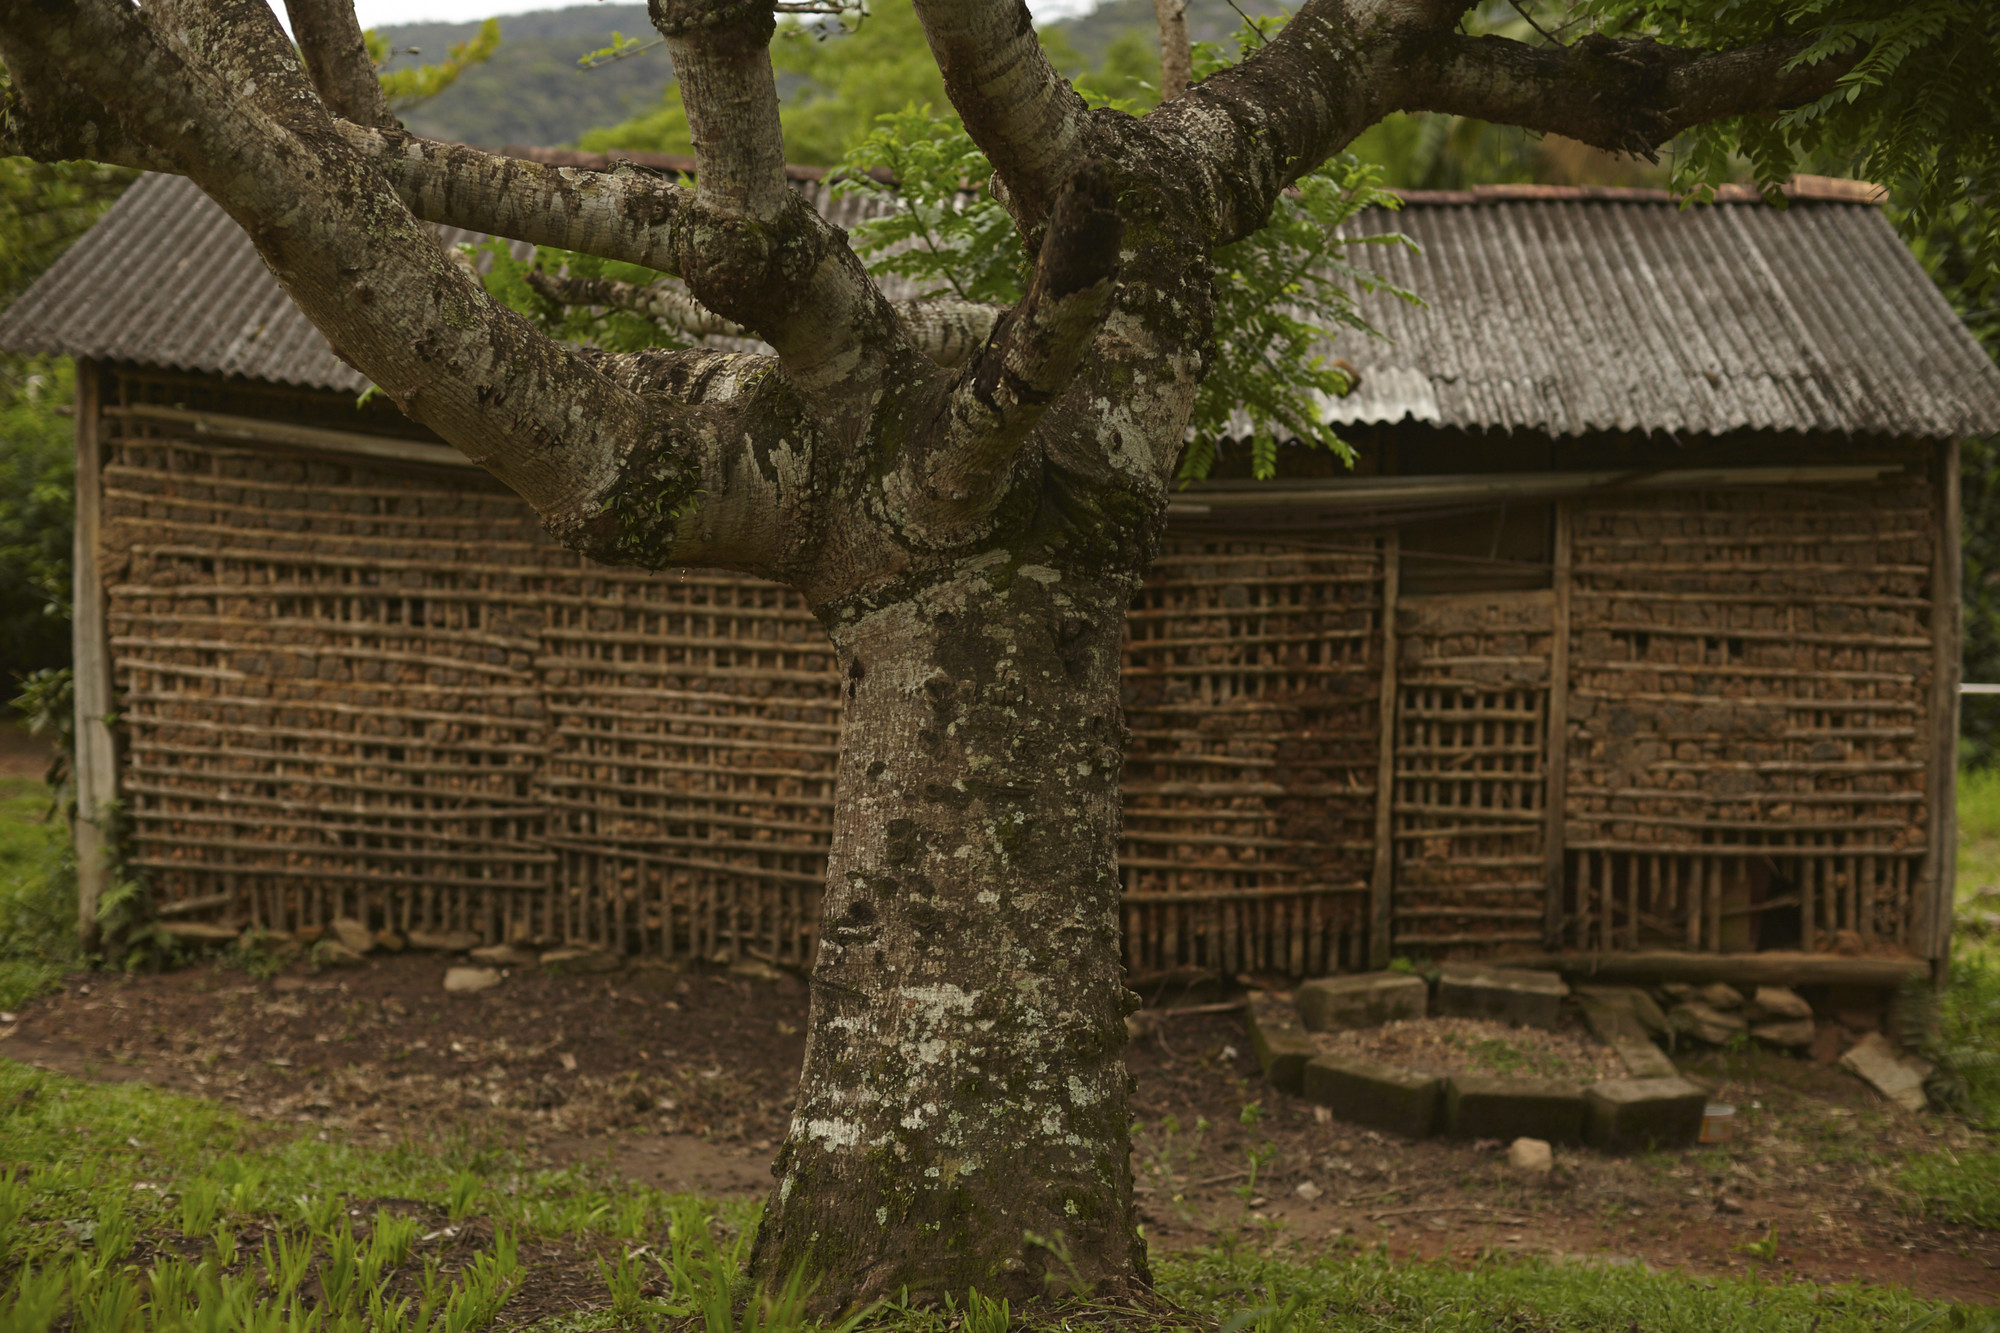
751,559,1149,1309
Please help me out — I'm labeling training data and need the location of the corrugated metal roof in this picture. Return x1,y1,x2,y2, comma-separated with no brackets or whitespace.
1318,196,2000,438
3,167,1996,438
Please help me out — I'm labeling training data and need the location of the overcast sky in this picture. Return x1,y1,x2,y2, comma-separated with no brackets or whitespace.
341,0,1096,28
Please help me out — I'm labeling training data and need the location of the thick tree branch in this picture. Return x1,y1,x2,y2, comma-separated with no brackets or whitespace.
1145,0,1853,248
0,0,680,551
912,0,1096,234
1154,0,1190,102
146,0,327,129
284,0,399,129
527,269,1004,369
0,37,177,169
896,161,1122,538
649,0,911,411
334,123,689,273
1400,31,1850,160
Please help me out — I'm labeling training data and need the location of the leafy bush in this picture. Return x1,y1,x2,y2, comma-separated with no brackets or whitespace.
0,358,76,691
0,775,75,1011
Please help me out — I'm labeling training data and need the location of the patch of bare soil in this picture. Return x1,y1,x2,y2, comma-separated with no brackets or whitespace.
1312,1016,1623,1083
3,960,1996,1306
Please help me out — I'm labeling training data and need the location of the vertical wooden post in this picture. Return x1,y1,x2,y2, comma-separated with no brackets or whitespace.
1544,499,1573,947
1924,439,1962,980
71,360,118,951
1368,529,1400,970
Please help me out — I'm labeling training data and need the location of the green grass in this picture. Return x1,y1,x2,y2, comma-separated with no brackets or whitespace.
0,1059,1986,1331
0,774,73,1012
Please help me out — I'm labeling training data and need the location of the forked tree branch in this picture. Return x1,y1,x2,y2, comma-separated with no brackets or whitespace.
898,160,1122,537
145,0,328,129
911,0,1096,235
650,0,911,409
1148,0,1853,247
0,0,678,549
528,269,1004,368
284,0,400,129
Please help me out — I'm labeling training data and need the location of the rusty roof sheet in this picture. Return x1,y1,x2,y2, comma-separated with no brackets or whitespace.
4,167,1996,439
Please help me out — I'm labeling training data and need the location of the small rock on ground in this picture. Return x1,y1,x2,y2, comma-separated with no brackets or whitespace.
1507,1137,1553,1175
444,966,502,993
329,918,375,954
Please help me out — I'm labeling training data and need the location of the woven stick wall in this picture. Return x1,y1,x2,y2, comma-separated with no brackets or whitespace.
93,370,1943,970
1120,542,1382,978
1388,590,1554,955
95,381,1379,969
1559,477,1937,952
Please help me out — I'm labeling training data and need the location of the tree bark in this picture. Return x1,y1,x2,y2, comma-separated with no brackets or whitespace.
753,559,1148,1310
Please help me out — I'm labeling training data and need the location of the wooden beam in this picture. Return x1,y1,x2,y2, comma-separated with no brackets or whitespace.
1495,950,1927,989
1368,529,1400,970
102,403,474,470
72,360,118,951
1164,465,1906,516
1543,499,1572,948
1926,438,1963,979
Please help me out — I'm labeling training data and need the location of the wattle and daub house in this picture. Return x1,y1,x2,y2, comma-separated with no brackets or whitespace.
5,154,1999,989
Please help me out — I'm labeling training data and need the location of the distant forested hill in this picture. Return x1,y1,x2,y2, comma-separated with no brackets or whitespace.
384,5,663,148
382,0,1285,149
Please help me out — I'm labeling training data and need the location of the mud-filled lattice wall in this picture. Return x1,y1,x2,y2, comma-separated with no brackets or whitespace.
90,372,1948,972
94,395,1385,970
1558,479,1939,954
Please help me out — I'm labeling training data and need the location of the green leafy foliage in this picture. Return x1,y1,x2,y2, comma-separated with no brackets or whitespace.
832,107,1032,307
0,776,73,1011
0,358,76,688
1577,0,1998,314
365,18,502,112
458,237,693,355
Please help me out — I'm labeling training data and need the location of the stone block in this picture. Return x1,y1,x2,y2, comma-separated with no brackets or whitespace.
1668,1001,1746,1045
1751,1019,1815,1049
1745,986,1813,1022
1575,984,1670,1037
540,947,621,975
469,943,539,966
1697,983,1744,1011
1435,964,1566,1029
1296,972,1427,1032
1612,1039,1679,1080
329,917,375,954
444,966,501,994
1444,1076,1585,1144
406,929,482,952
1583,1077,1707,1150
1840,1032,1932,1112
1301,1055,1441,1138
1246,992,1317,1094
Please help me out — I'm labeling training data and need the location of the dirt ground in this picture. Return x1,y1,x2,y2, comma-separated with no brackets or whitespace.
2,954,1995,1305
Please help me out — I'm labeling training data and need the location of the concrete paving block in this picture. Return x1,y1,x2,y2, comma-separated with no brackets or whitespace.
1444,1076,1585,1144
1302,1055,1441,1138
1436,964,1567,1029
1247,992,1319,1094
1296,972,1428,1032
1583,1077,1707,1150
